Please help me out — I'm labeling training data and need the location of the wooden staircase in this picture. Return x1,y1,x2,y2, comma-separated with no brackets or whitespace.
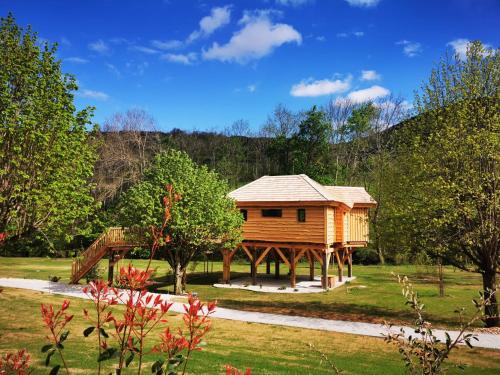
70,227,146,284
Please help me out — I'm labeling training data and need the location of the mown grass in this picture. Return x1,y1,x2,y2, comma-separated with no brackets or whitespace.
0,288,498,375
0,257,487,328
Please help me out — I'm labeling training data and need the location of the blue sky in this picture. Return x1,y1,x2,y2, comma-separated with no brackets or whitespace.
2,0,499,131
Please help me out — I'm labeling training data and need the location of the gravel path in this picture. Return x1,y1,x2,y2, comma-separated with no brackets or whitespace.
1,278,498,350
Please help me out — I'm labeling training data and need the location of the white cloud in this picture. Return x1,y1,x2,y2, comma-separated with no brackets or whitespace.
347,85,390,103
275,0,313,6
345,0,380,7
446,38,493,60
161,53,197,65
337,31,364,38
247,84,257,93
188,6,231,43
64,57,88,64
316,35,326,42
151,39,183,50
105,63,121,77
125,61,149,76
290,76,352,97
447,38,469,59
129,45,158,54
78,89,109,101
88,39,109,54
203,10,302,64
397,40,423,57
360,70,381,81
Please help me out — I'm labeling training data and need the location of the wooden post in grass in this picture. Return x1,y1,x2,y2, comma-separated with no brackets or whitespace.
308,251,315,281
107,250,114,285
336,250,344,282
222,249,230,284
290,248,296,288
274,249,280,279
266,254,271,275
321,250,331,289
251,247,257,286
347,249,353,278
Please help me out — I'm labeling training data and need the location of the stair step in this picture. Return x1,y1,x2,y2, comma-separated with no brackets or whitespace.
70,228,145,284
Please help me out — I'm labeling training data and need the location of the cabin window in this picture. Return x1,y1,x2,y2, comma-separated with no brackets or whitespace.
240,209,248,221
261,209,282,218
297,208,306,222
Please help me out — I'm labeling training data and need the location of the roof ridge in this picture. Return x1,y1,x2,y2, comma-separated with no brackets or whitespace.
300,175,331,201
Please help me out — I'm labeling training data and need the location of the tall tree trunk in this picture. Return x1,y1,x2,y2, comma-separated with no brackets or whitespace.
483,269,499,327
437,258,445,297
181,269,188,292
173,263,183,295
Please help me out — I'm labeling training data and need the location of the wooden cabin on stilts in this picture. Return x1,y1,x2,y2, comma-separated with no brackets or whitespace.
222,174,377,290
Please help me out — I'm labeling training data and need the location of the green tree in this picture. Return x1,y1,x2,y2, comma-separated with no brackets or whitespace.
292,106,332,182
263,104,300,175
400,41,499,326
117,149,243,295
0,14,97,250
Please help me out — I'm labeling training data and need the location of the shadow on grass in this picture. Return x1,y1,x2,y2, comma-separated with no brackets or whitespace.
148,269,471,328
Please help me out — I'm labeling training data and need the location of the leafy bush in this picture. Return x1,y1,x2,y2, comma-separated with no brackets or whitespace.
352,248,379,265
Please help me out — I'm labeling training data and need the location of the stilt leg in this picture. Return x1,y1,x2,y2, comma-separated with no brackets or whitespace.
290,249,296,288
347,249,353,278
274,249,280,279
308,251,315,281
321,250,331,290
251,247,257,286
336,250,344,282
222,249,231,284
107,250,114,285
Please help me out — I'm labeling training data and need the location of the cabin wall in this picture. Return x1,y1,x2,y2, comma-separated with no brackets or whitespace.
349,208,369,242
343,211,350,242
325,207,334,244
334,207,344,243
241,206,326,244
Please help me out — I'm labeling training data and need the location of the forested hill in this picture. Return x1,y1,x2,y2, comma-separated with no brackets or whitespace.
94,102,410,207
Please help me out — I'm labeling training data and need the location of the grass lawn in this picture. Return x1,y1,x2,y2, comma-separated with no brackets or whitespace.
0,257,489,328
0,287,499,375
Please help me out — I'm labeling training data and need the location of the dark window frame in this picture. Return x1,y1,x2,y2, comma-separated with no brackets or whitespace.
240,209,248,221
261,209,282,218
297,208,306,222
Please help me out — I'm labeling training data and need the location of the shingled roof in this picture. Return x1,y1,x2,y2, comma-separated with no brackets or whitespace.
228,174,376,207
322,186,376,208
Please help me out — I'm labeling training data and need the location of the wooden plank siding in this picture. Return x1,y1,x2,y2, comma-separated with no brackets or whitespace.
242,206,326,244
334,207,345,243
343,211,350,242
325,207,335,244
348,208,369,242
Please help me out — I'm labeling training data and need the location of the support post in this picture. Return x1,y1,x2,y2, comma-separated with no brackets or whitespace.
222,249,231,284
308,251,315,281
337,250,344,282
274,249,280,279
290,248,296,288
107,250,114,285
321,250,331,290
266,255,271,275
251,247,257,286
347,249,353,278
